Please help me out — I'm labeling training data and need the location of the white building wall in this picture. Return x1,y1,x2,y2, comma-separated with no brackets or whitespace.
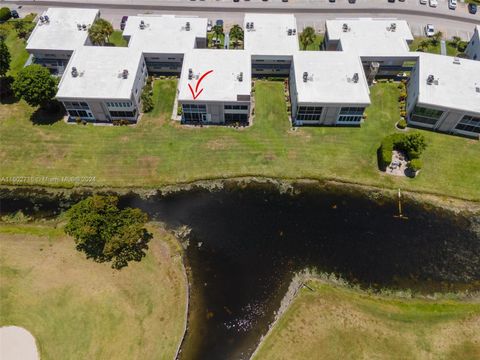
466,27,480,61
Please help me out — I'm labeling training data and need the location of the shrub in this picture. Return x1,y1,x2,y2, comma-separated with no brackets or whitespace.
409,158,423,172
75,117,82,124
457,41,468,53
141,85,153,112
397,118,407,129
0,8,11,22
177,105,183,116
378,133,427,170
398,91,407,101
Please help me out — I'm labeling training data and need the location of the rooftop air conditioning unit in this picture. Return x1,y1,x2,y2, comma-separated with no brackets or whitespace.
122,69,129,79
250,22,254,30
71,67,78,77
140,20,145,30
342,23,349,32
390,23,396,32
453,57,461,65
44,15,50,23
82,24,87,31
39,16,45,23
186,22,191,31
77,23,82,31
246,22,250,30
292,29,296,35
287,29,292,36
188,68,193,80
303,72,308,83
352,72,359,83
427,74,434,85
238,72,243,82
476,85,480,93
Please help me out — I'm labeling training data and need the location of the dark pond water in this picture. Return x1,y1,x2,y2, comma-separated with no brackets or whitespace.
1,185,479,360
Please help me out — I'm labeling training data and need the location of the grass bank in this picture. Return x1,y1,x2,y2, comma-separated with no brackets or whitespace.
1,80,479,200
253,279,480,360
0,222,187,359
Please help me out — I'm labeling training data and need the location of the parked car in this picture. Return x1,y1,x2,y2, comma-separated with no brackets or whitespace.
10,9,19,19
425,24,435,37
429,0,438,7
468,3,477,14
216,19,224,28
207,20,212,32
348,0,356,3
448,0,456,10
120,16,128,30
419,0,427,4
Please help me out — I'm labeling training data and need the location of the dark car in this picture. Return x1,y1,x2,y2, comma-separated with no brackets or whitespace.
10,10,19,19
468,3,477,14
216,19,224,27
348,0,356,3
120,16,128,30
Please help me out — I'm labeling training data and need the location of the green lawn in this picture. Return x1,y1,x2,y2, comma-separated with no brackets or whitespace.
1,14,36,75
409,37,460,57
0,79,479,200
108,30,128,47
0,222,187,359
253,280,480,360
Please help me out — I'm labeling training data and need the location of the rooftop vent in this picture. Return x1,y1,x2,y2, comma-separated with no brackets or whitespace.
122,69,129,79
39,16,45,23
139,20,145,30
453,57,461,65
287,29,292,36
71,67,78,78
188,68,193,80
475,84,480,93
342,23,350,32
292,29,296,35
246,22,254,31
44,15,50,23
303,72,308,83
427,74,434,85
389,23,397,32
352,72,359,83
77,23,82,31
82,24,87,31
238,72,243,82
186,22,190,31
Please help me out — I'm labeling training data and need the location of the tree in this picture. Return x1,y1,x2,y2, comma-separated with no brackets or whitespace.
418,39,430,52
430,31,443,46
229,25,244,49
65,195,152,269
12,64,57,107
88,18,114,46
299,26,316,50
211,25,224,48
0,39,10,77
450,36,461,49
0,7,11,22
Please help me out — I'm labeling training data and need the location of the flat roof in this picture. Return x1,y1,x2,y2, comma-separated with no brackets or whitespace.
178,49,251,102
293,52,370,105
56,47,143,100
326,18,413,56
123,15,207,54
417,53,480,114
26,8,99,52
244,13,299,56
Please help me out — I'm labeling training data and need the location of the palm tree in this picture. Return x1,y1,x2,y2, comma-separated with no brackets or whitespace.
430,31,443,46
299,27,316,50
229,25,244,49
450,36,461,49
418,39,430,52
211,25,224,48
88,18,114,46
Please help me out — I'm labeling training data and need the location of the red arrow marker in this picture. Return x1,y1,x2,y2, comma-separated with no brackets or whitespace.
188,70,214,100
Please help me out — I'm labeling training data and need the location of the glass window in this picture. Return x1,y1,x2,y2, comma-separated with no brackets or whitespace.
296,106,323,121
410,106,443,126
455,115,480,134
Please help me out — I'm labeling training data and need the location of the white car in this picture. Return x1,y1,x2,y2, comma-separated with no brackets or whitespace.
448,0,457,9
425,24,435,37
429,0,438,7
207,20,212,32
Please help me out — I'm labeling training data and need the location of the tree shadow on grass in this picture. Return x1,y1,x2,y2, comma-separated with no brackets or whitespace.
0,76,20,104
30,101,66,125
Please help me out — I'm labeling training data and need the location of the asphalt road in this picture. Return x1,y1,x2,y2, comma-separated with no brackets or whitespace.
2,0,479,40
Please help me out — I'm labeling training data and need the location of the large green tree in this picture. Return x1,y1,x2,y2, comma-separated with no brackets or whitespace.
229,24,244,49
0,39,10,77
88,18,114,46
65,195,152,269
211,25,224,48
12,64,57,107
299,26,316,50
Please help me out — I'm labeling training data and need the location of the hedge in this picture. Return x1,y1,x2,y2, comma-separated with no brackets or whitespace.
378,132,427,170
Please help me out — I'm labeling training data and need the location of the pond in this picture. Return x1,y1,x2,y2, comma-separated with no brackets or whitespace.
1,184,479,359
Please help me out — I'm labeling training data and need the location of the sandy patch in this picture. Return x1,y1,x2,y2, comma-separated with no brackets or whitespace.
0,326,39,360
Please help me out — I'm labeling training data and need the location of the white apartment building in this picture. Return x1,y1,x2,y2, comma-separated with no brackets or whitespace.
290,52,370,126
466,25,480,61
406,53,480,138
26,8,99,74
178,50,251,125
56,47,147,123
